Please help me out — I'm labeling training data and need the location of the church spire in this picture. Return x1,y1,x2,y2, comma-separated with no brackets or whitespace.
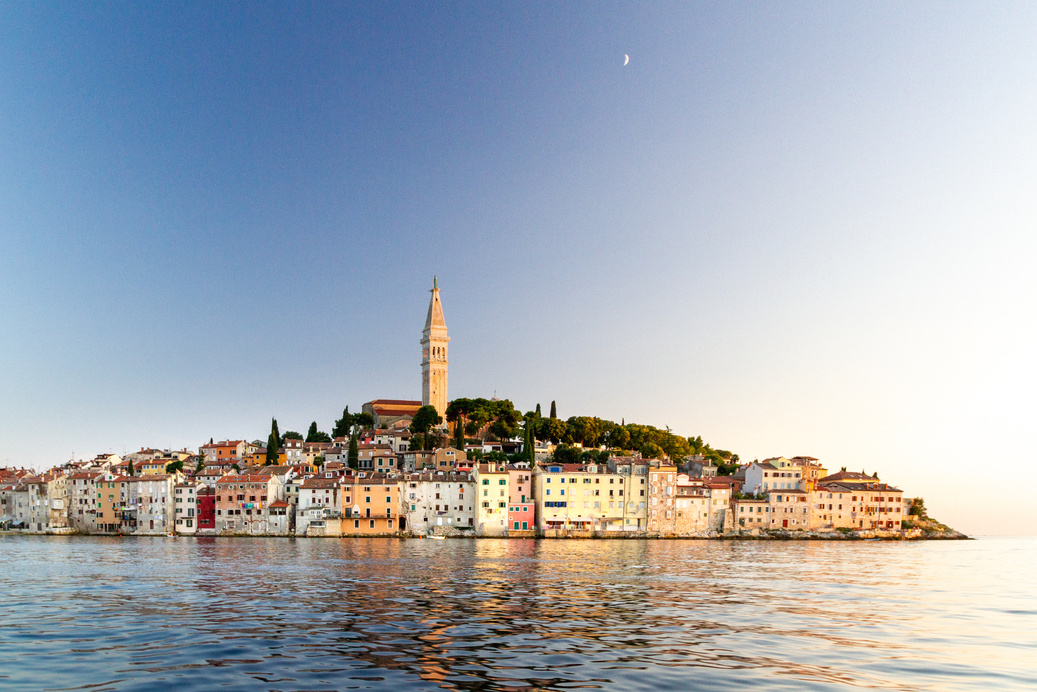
424,277,446,330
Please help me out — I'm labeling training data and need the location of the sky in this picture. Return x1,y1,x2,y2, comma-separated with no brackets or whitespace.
1,2,1035,535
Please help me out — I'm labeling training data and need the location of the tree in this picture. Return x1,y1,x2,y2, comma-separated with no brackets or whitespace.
331,407,352,439
535,417,567,444
551,445,581,465
305,422,332,443
347,434,359,470
194,456,204,474
353,412,375,431
640,442,665,460
165,460,184,474
549,400,557,419
283,431,303,440
909,498,928,518
127,460,135,476
209,437,214,445
535,403,541,418
410,406,443,451
265,418,281,465
523,419,535,466
446,398,477,448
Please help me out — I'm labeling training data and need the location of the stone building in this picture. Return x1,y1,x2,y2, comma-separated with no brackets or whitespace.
402,470,474,535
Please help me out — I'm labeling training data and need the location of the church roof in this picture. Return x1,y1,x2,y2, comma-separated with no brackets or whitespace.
424,280,446,330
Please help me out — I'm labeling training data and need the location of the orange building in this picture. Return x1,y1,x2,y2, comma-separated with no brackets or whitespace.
341,473,402,535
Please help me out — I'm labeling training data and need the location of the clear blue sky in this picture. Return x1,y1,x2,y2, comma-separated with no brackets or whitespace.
2,2,1034,535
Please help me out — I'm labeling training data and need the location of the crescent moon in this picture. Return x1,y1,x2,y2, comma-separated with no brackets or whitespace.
623,54,629,66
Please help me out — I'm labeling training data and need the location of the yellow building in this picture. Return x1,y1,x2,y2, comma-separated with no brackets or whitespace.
534,458,649,535
473,462,509,535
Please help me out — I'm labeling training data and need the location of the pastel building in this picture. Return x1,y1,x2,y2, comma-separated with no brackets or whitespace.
473,462,509,536
403,470,474,534
507,463,534,533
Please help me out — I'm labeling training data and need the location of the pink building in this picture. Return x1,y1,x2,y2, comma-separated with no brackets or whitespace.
507,464,535,532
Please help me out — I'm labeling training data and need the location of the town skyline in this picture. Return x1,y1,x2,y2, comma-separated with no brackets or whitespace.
2,5,1035,536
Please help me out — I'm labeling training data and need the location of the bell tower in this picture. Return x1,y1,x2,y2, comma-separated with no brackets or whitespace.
421,276,449,421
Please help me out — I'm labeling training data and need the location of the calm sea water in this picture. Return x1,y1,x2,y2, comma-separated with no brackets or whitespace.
0,536,1033,691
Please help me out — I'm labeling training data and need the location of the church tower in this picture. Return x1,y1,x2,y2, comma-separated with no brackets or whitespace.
421,276,449,421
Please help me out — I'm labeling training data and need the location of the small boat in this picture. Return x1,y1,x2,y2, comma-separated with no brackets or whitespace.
429,535,446,540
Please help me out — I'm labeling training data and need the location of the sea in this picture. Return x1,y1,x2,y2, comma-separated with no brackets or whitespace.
0,535,1033,691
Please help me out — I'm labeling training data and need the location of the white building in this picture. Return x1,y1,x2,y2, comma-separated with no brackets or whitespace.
123,475,175,534
174,481,204,534
402,470,474,535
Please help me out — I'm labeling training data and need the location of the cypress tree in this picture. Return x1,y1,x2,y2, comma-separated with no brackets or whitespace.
266,417,281,465
549,401,557,419
525,421,535,466
127,460,135,476
535,403,541,417
306,421,318,442
348,434,359,470
453,420,465,451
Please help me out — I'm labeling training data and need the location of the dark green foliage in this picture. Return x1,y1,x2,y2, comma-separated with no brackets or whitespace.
909,498,928,518
305,422,332,443
410,405,442,435
283,431,303,440
331,407,352,439
194,456,204,474
265,417,281,465
347,435,359,470
127,460,135,476
535,403,541,417
549,401,556,419
165,460,184,474
353,412,375,430
551,445,582,465
535,417,567,443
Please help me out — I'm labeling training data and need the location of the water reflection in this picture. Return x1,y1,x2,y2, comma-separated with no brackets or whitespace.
0,537,1034,691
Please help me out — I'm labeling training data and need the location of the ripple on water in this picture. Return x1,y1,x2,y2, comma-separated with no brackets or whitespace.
0,536,1035,691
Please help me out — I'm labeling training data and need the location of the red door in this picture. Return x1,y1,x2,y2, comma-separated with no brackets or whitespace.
782,519,788,528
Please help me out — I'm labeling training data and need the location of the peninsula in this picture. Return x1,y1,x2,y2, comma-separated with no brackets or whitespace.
1,281,961,540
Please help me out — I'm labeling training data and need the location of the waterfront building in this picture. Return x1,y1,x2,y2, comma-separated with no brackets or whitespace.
646,462,679,535
507,463,534,533
45,472,70,531
196,486,216,533
534,459,648,535
94,473,125,533
768,489,811,530
342,473,402,535
731,496,771,529
402,470,474,534
174,481,204,534
673,475,716,534
215,474,281,535
122,474,175,534
420,277,449,421
473,462,509,536
296,477,342,536
813,480,904,530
